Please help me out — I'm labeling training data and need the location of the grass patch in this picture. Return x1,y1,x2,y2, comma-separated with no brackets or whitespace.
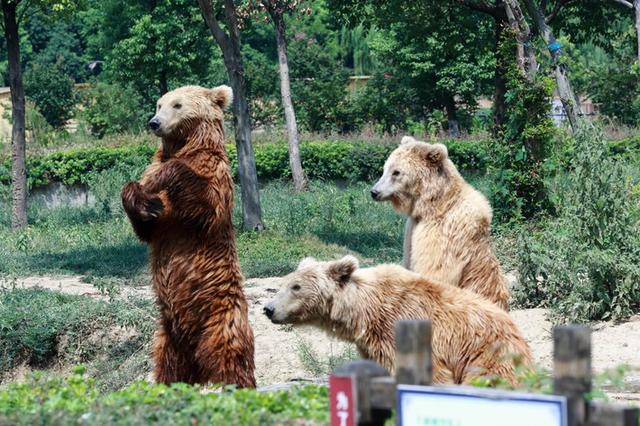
296,338,358,377
0,369,329,425
0,287,154,390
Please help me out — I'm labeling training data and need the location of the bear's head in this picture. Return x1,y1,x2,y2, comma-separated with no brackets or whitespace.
148,85,232,139
263,255,359,324
371,136,458,217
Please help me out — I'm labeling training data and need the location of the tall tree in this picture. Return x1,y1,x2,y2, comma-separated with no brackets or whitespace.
198,0,264,231
1,0,26,228
522,0,581,129
1,0,79,229
260,0,306,191
108,0,213,100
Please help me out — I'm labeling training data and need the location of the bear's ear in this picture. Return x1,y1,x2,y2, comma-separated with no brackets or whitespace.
297,257,317,270
208,85,233,110
328,255,359,286
400,136,417,145
425,143,448,164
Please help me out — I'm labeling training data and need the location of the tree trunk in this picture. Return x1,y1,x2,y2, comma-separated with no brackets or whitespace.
444,96,460,138
269,7,306,191
504,0,537,81
159,70,168,95
522,0,580,130
2,0,28,229
198,0,264,231
493,17,508,135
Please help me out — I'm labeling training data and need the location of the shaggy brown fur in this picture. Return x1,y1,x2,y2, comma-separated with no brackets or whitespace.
371,136,509,310
121,85,255,387
265,256,531,385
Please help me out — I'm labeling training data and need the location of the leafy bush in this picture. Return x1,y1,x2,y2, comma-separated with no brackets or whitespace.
80,82,148,137
488,31,556,223
515,125,640,322
0,369,329,425
0,139,489,189
24,64,76,128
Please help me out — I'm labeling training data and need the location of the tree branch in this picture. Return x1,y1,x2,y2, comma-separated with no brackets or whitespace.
546,0,579,23
197,0,231,50
610,0,633,8
453,0,503,18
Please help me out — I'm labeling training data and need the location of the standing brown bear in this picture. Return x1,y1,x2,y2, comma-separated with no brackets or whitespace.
121,85,255,387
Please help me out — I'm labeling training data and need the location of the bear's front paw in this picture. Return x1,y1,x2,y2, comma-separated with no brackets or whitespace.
121,182,164,221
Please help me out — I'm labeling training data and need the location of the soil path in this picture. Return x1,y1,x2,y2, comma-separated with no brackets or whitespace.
7,274,640,399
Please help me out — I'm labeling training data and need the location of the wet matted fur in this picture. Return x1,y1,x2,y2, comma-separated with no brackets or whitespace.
266,256,531,385
121,85,255,387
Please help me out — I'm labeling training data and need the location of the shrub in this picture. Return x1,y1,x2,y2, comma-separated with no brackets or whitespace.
80,82,147,138
0,139,489,189
24,64,76,128
514,125,640,322
0,370,329,425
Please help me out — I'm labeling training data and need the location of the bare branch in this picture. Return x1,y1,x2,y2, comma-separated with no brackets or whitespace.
609,0,633,8
197,0,230,50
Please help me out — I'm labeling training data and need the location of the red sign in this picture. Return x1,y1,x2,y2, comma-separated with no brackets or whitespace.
330,374,357,426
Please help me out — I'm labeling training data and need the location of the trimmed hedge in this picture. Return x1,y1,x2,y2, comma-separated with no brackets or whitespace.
0,139,489,189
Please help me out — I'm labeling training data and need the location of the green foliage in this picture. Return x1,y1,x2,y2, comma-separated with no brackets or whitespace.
488,31,556,222
289,36,353,133
80,82,147,137
296,338,357,377
0,288,154,386
105,0,215,104
0,370,329,425
0,139,489,189
24,63,76,128
515,125,640,322
565,18,640,126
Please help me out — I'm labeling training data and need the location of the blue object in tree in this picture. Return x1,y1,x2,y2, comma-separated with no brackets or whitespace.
548,41,562,53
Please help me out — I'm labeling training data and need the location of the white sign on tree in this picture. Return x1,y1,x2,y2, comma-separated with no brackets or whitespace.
398,385,567,426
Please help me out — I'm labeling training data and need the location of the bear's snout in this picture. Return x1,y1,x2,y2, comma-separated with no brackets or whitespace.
370,189,381,200
148,117,161,131
263,304,275,319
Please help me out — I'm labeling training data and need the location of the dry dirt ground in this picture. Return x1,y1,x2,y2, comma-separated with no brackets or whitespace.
7,274,640,400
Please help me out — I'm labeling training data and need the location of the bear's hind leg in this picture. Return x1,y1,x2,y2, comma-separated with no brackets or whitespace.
153,326,196,384
193,322,256,388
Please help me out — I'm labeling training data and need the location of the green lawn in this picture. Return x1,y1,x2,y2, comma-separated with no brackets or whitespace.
0,180,408,285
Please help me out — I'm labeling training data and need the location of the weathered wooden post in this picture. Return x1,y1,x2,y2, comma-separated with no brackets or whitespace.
553,325,591,426
334,360,390,426
587,403,639,426
395,319,433,386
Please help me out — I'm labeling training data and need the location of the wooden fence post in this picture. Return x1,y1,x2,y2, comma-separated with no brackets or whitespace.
553,325,591,426
587,403,639,426
395,319,433,385
334,359,391,426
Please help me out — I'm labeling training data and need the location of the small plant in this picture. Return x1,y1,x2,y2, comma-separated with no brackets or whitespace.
296,337,358,377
